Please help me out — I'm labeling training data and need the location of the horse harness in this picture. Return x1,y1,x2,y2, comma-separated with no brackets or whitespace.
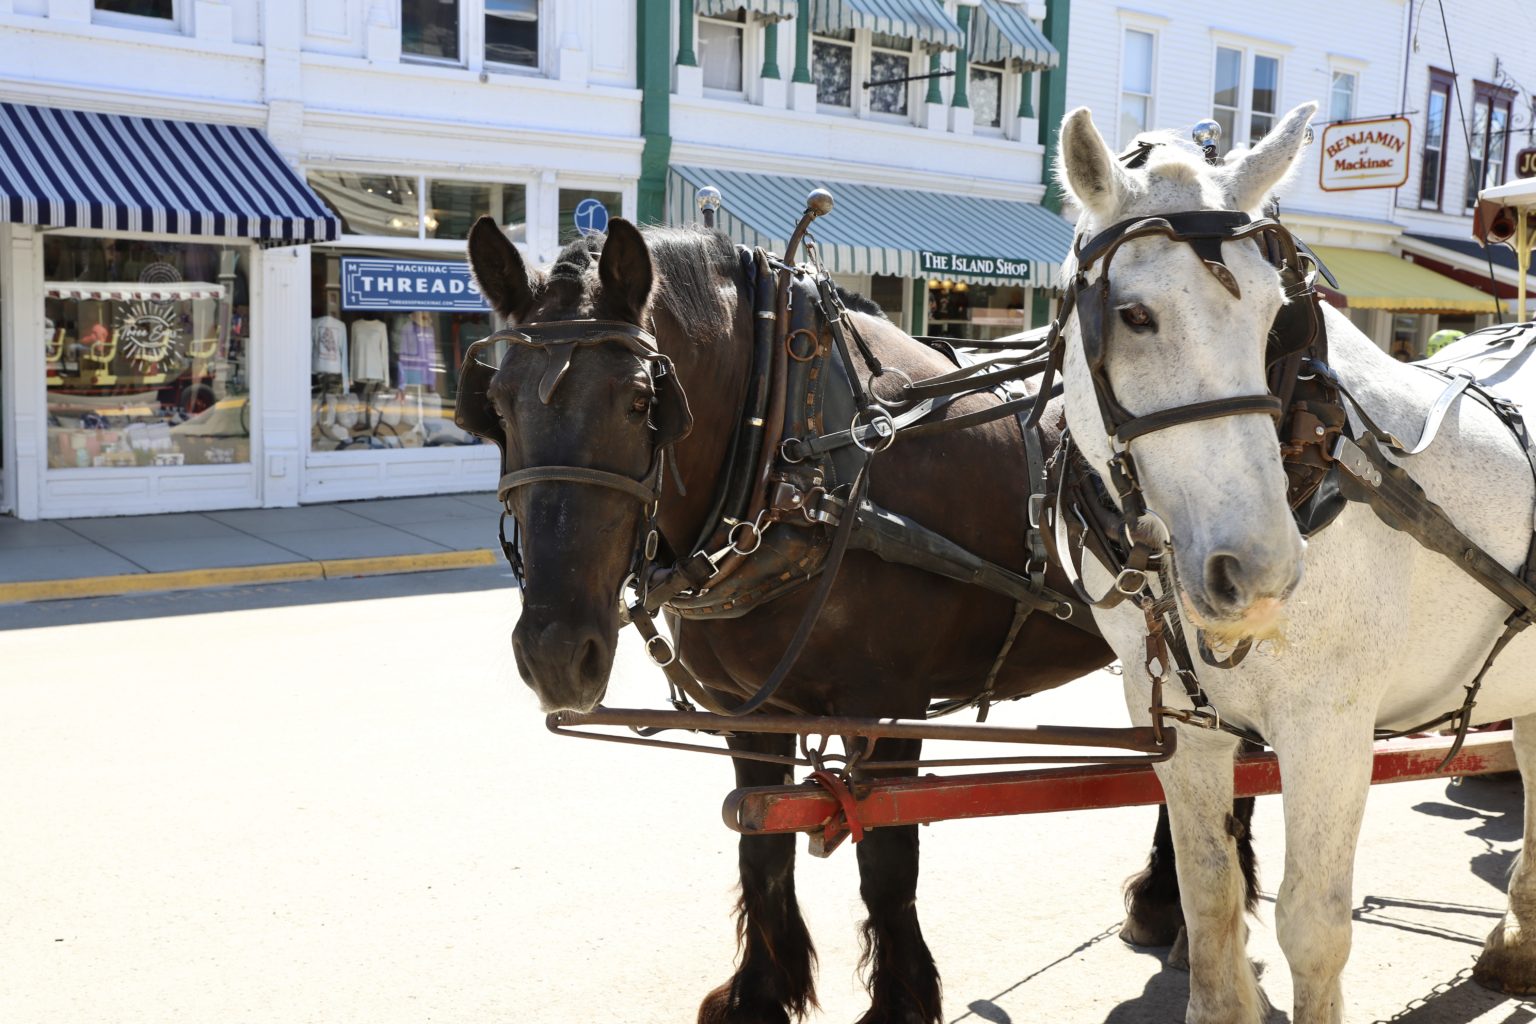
455,245,1097,722
1038,207,1536,764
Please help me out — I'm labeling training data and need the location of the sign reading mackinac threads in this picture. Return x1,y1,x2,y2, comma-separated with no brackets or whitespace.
920,250,1032,281
573,198,610,237
340,258,489,312
1319,117,1412,191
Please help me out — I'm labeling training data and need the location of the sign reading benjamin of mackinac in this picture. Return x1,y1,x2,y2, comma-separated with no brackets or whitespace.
1319,116,1412,192
341,257,489,312
920,250,1032,281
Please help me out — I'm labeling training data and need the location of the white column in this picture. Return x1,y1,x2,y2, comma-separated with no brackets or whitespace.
255,245,310,508
1,225,44,520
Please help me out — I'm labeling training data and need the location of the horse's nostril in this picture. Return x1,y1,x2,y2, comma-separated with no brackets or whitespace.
1204,553,1246,611
576,636,606,687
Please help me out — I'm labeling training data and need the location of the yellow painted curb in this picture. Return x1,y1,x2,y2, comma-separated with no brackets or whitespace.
0,548,500,605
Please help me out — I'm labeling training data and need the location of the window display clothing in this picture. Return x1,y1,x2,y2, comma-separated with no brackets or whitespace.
311,315,349,388
350,318,389,383
393,315,434,388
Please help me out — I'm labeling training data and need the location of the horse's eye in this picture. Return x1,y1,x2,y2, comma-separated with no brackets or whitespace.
1119,304,1156,332
630,395,652,415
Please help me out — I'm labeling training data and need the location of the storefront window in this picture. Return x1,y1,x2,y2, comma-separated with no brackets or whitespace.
927,279,1028,341
96,0,172,18
309,250,491,454
557,190,622,243
43,236,250,470
308,173,422,237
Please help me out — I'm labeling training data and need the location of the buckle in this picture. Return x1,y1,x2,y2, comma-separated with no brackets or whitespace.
1028,493,1045,529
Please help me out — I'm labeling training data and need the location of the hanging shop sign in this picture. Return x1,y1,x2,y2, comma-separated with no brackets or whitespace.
573,197,610,237
1516,147,1536,179
919,250,1032,281
1319,116,1412,191
341,257,489,312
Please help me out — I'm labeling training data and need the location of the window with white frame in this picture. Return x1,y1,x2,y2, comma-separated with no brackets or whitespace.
95,0,172,17
486,0,540,68
1466,84,1516,209
971,59,1005,130
1211,45,1283,152
403,0,460,62
812,28,856,108
1119,28,1155,146
869,33,915,116
699,10,746,93
1330,70,1357,123
306,172,529,242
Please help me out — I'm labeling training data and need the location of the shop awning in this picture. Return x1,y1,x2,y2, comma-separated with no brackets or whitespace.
1310,245,1495,314
971,0,1058,69
811,0,965,50
668,165,1072,286
0,102,339,244
699,0,798,20
1402,233,1536,283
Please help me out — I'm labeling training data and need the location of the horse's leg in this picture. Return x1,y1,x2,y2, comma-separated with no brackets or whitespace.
1122,795,1258,951
853,736,941,1024
1271,719,1374,1024
1154,725,1266,1024
1475,712,1536,993
699,731,817,1024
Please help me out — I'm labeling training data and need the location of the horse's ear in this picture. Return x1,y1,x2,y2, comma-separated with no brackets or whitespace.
1219,102,1318,213
1057,107,1129,221
597,218,654,323
468,216,536,321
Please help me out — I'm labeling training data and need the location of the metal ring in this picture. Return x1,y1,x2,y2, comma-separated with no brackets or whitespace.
1054,602,1074,620
850,408,897,454
787,328,819,363
1115,567,1148,595
645,634,677,667
780,437,807,464
644,529,659,561
869,366,914,409
729,513,768,556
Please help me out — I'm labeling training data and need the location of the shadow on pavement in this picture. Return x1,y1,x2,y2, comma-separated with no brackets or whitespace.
1362,972,1533,1024
1412,774,1524,892
0,565,515,631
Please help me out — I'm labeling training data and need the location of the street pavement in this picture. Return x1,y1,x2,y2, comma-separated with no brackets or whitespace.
1,569,1533,1023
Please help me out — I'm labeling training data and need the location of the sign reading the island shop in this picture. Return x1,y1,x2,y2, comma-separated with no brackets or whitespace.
1319,116,1413,192
340,257,489,312
919,250,1032,281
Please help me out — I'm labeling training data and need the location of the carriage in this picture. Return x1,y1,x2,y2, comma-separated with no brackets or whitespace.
459,104,1536,1023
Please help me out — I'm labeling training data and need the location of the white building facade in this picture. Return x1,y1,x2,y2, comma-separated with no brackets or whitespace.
1063,0,1525,356
0,0,641,520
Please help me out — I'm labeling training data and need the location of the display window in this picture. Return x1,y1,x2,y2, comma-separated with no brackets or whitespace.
557,189,622,244
43,236,250,470
309,249,492,454
926,279,1028,341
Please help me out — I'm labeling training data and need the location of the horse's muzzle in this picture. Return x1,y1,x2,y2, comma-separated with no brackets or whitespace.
511,613,616,713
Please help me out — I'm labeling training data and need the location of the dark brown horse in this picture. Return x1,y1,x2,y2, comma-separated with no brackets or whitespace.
460,215,1248,1024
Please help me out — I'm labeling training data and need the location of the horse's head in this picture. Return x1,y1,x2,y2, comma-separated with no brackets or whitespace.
460,217,692,712
1055,103,1317,641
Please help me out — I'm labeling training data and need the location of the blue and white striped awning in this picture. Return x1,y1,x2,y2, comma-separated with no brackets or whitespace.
811,0,965,51
0,102,339,244
668,165,1073,287
972,0,1058,69
699,0,798,21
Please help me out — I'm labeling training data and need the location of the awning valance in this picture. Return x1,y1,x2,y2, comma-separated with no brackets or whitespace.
811,0,965,51
668,165,1071,287
971,0,1058,69
699,0,798,20
1312,246,1496,314
0,102,339,244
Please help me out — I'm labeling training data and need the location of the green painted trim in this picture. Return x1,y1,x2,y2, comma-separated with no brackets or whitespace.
1018,69,1034,118
761,17,781,79
925,51,943,105
677,0,698,66
911,277,928,335
638,0,674,224
1038,0,1069,213
951,5,971,109
792,0,811,83
1031,287,1051,326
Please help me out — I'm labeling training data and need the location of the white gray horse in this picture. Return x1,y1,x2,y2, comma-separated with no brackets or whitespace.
1056,100,1536,1023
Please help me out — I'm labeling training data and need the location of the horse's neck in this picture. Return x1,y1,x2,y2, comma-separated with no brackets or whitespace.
654,306,752,553
1322,306,1443,439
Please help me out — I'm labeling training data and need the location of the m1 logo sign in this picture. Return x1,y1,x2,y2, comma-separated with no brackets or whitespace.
1319,116,1413,191
1517,148,1536,179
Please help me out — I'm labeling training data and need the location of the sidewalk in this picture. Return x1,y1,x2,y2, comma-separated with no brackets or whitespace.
0,492,505,603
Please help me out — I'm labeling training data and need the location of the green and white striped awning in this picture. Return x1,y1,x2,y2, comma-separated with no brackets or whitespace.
698,0,798,21
972,0,1058,69
811,0,965,51
667,165,1073,287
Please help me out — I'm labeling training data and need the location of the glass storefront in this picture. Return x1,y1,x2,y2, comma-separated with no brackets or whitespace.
308,173,528,243
43,236,250,470
558,189,622,243
926,279,1029,341
309,249,491,453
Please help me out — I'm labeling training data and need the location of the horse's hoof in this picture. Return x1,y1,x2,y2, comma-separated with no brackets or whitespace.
1120,906,1184,947
1166,926,1190,971
1474,923,1536,995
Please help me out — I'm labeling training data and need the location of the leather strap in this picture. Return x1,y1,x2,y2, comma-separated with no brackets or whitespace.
1116,395,1283,444
497,465,659,506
